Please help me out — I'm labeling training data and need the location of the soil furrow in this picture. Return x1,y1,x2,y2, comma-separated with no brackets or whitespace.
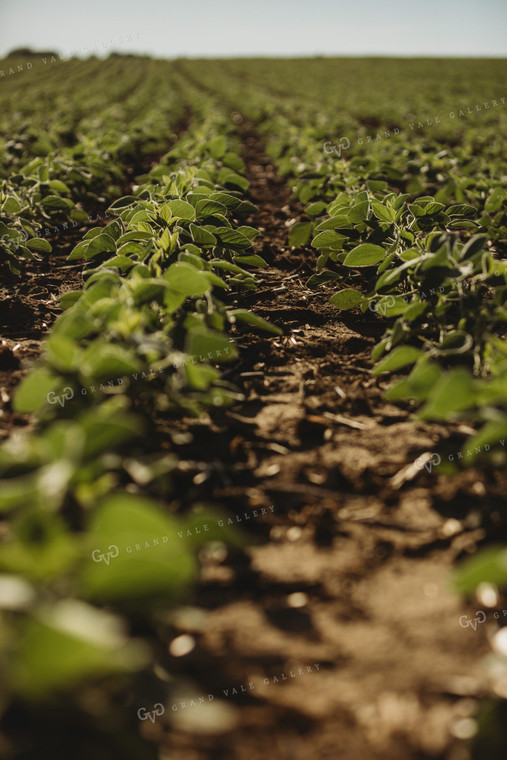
158,121,498,760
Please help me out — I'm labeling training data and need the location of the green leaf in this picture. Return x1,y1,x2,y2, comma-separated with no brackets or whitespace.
179,251,204,269
186,328,237,362
80,494,197,603
347,200,369,223
53,308,95,340
210,259,246,275
41,195,73,210
208,135,227,159
404,301,428,322
215,227,252,249
167,200,195,220
14,603,147,696
116,241,147,257
329,288,364,310
59,290,82,310
371,201,394,222
418,369,477,420
184,362,221,390
81,343,141,383
222,152,244,171
209,192,242,210
48,179,70,194
459,234,487,261
0,510,78,579
314,215,351,231
311,230,345,250
437,331,473,356
384,359,441,402
237,225,259,241
84,233,116,260
373,296,410,317
371,337,389,362
195,199,227,217
79,405,140,458
465,421,507,459
421,244,450,271
164,262,211,296
164,289,186,313
130,279,167,306
46,335,81,372
80,277,118,308
14,368,62,413
228,309,282,335
108,195,139,210
446,204,476,218
0,477,40,512
453,546,507,594
412,200,445,216
116,231,153,245
220,171,249,191
344,243,385,267
190,223,217,246
485,187,505,213
233,254,268,268
372,346,423,375
70,208,90,222
26,238,52,253
305,201,327,218
3,196,21,214
306,271,341,289
102,255,136,272
68,241,89,261
202,272,227,290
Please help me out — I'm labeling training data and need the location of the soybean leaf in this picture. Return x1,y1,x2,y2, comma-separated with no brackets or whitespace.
233,254,268,268
26,238,52,253
215,227,252,249
312,230,345,250
228,309,282,335
372,346,423,375
167,200,195,220
208,135,227,159
418,369,477,420
164,262,211,295
344,243,385,267
453,546,507,594
14,368,62,413
329,288,364,310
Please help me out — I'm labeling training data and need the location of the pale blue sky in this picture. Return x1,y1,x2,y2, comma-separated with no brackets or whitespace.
0,0,506,58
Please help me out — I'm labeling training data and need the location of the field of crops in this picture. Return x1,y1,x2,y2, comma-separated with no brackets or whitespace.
0,53,507,760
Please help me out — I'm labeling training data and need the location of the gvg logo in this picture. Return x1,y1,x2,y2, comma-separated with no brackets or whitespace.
414,452,441,473
323,137,350,158
368,295,396,316
91,545,120,565
137,703,165,723
47,387,74,408
459,611,487,631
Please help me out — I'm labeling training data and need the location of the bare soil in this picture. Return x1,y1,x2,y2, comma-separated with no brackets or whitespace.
0,232,84,440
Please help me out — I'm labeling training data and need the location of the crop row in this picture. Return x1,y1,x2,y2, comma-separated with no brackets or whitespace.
0,87,280,758
0,57,189,273
174,59,507,471
171,59,507,745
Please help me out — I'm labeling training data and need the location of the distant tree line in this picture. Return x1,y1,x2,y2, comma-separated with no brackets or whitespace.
5,48,144,59
7,48,58,57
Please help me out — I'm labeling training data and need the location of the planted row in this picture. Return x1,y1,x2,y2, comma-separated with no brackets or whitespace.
0,57,186,273
0,97,279,759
